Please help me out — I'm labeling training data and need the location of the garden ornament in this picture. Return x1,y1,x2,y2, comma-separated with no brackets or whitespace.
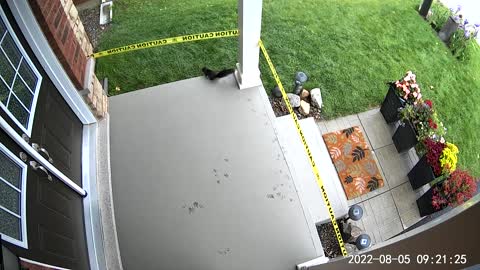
293,81,303,95
346,204,364,221
293,72,308,95
355,234,371,250
295,72,308,84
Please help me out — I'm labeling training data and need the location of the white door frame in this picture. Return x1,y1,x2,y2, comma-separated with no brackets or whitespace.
5,1,106,270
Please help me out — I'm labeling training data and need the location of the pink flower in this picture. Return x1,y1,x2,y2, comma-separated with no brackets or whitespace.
413,92,418,97
411,83,418,89
417,93,422,100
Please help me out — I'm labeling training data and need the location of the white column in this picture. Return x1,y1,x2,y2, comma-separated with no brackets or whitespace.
234,0,263,89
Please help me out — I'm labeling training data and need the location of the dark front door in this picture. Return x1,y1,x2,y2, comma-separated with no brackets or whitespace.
0,130,89,270
0,1,89,269
30,75,84,186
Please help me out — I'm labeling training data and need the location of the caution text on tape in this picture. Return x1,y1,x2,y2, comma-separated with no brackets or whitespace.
259,39,348,257
91,29,239,58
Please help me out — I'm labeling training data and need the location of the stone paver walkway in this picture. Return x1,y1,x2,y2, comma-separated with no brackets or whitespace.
316,108,428,245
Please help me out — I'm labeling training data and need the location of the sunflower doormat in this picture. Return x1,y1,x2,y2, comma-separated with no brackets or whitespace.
322,126,384,199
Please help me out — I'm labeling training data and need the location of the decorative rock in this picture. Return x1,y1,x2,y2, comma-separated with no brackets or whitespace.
345,243,358,254
300,89,310,100
350,224,363,240
287,93,301,107
295,72,308,84
299,100,310,116
272,86,282,98
310,88,323,108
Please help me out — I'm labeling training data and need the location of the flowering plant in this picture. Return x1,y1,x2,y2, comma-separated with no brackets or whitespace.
394,71,422,104
424,138,446,176
432,170,477,210
449,5,463,23
460,21,480,39
447,5,480,60
439,142,458,174
399,100,446,143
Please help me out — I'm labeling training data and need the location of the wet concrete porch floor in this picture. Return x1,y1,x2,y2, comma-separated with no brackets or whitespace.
108,76,322,270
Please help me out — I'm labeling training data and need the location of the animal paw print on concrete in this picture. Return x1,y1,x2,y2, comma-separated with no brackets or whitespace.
217,248,231,255
182,201,205,214
267,182,295,202
213,157,232,184
275,168,291,180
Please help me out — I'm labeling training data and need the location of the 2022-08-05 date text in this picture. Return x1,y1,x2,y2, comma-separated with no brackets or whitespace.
348,254,468,265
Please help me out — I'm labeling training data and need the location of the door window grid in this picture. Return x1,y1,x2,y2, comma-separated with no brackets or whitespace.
0,8,42,136
0,142,28,249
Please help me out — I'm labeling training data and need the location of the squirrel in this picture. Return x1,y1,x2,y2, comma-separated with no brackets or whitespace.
202,67,235,80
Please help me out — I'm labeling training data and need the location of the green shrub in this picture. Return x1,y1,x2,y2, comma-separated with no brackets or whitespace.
427,0,450,31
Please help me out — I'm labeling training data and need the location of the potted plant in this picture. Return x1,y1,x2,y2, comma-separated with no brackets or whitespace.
450,21,480,60
380,71,421,123
438,5,462,42
417,170,477,217
408,138,444,189
408,138,457,189
393,99,445,153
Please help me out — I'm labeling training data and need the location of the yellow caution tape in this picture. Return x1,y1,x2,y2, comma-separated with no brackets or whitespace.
91,29,239,58
259,40,348,257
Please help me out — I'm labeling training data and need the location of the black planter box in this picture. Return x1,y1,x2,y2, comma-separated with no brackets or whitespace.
408,155,436,190
419,0,433,18
416,184,443,217
439,16,460,43
380,85,405,124
392,120,418,153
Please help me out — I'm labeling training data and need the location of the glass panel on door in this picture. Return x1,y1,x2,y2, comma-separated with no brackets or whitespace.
0,8,42,136
0,142,27,248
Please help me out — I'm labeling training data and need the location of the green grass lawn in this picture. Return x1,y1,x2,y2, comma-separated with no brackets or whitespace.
96,0,480,176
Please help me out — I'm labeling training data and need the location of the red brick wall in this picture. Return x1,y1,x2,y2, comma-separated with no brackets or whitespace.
28,0,87,89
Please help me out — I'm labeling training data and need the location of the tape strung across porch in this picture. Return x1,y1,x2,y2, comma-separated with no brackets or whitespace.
90,29,239,58
259,40,348,257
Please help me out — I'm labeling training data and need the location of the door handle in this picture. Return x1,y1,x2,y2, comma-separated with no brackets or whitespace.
19,151,28,162
31,143,54,163
29,161,53,182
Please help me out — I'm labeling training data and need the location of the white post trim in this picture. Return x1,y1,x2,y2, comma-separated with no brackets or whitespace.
234,0,263,89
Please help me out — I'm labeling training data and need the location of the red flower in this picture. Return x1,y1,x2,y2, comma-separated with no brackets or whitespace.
428,119,438,129
424,139,446,176
432,170,477,210
425,99,433,108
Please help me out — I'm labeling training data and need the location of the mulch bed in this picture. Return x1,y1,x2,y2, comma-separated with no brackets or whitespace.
317,222,342,258
79,6,110,50
269,96,323,121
